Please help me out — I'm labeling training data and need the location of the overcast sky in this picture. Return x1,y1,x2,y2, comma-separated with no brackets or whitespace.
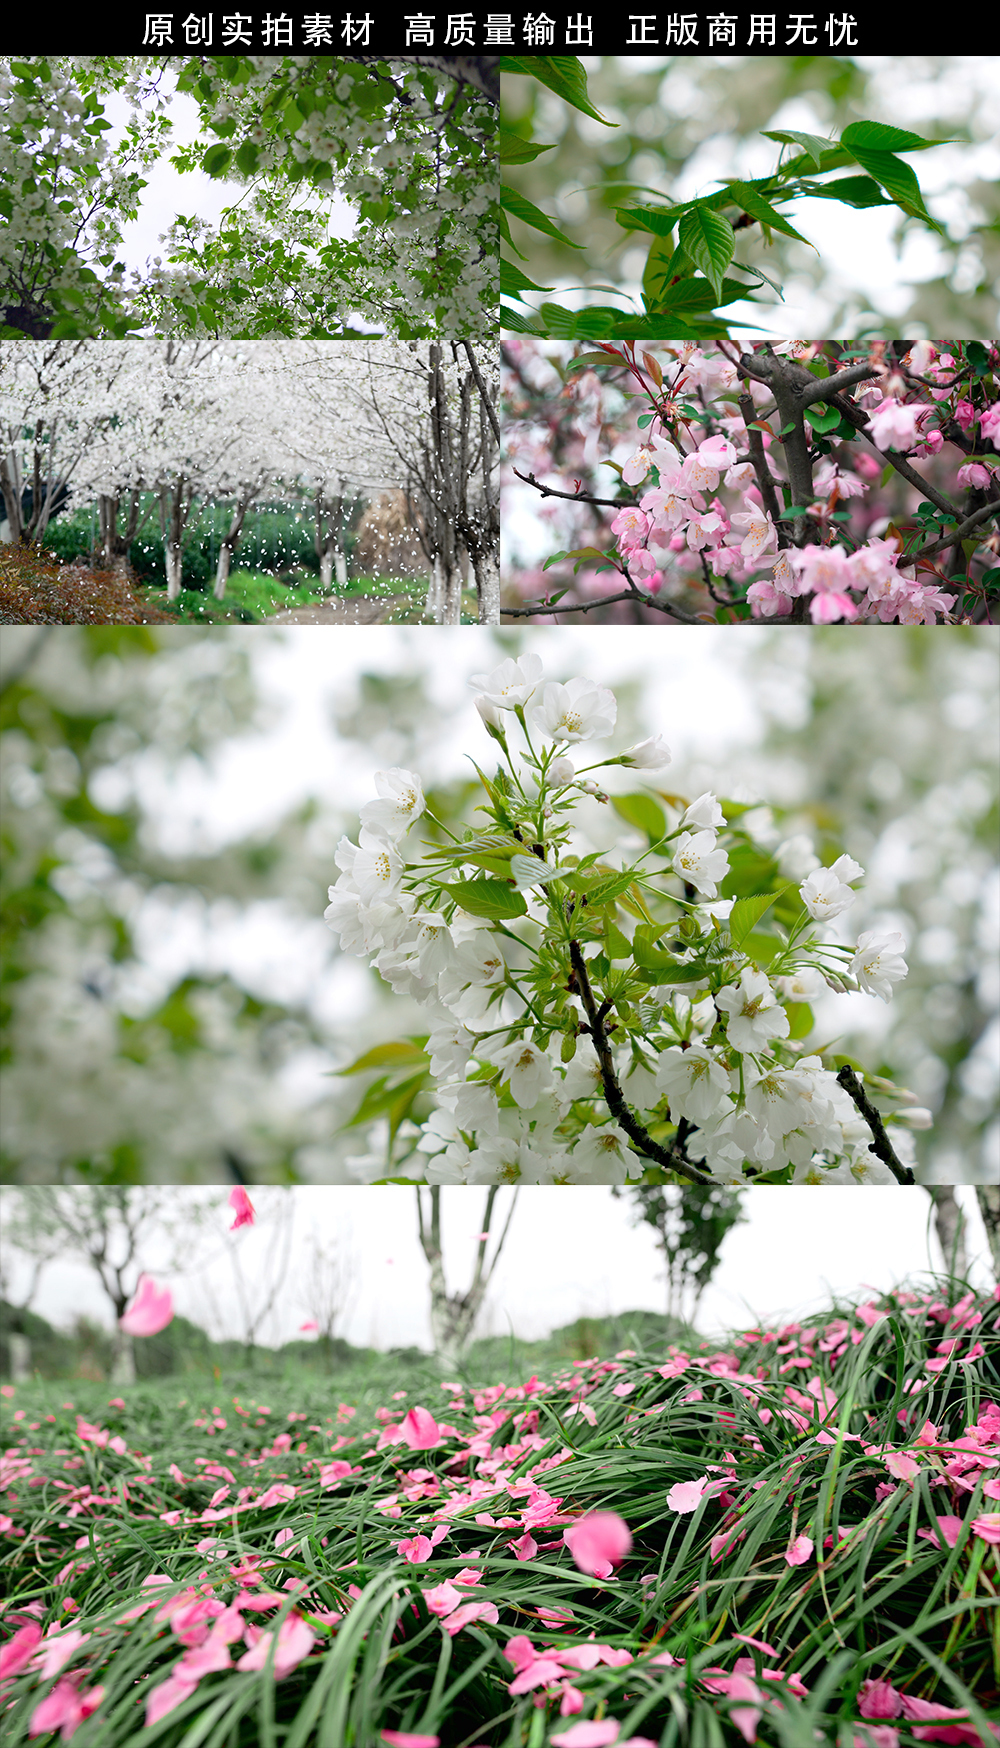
1,1185,993,1355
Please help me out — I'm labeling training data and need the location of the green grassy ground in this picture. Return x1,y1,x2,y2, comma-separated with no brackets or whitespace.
1,1280,997,1748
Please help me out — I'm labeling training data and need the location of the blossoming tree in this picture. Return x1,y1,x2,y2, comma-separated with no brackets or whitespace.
324,653,935,1188
1,55,496,342
501,338,999,623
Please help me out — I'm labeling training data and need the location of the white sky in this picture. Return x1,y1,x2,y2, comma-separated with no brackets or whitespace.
516,54,1000,338
1,1185,994,1356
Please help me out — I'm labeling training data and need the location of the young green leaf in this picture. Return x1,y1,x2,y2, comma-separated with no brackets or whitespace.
499,127,556,165
720,181,814,247
677,205,735,298
840,120,953,155
611,793,667,842
838,146,940,227
501,185,584,248
760,128,835,172
729,886,792,949
499,56,616,126
446,878,528,920
500,258,554,299
801,176,893,209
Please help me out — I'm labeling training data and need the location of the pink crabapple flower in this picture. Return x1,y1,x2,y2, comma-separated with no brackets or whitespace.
228,1187,255,1229
119,1275,173,1336
563,1510,632,1577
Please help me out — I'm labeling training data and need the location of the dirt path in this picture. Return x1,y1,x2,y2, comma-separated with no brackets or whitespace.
267,596,420,624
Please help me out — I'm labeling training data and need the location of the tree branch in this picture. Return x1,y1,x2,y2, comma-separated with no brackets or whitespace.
568,939,711,1185
835,1067,915,1185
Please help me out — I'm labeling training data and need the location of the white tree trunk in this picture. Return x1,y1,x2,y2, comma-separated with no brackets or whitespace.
473,548,500,625
9,1333,31,1382
110,1329,136,1385
165,543,184,600
214,544,233,600
928,1186,968,1276
334,549,348,587
319,550,334,590
977,1187,999,1275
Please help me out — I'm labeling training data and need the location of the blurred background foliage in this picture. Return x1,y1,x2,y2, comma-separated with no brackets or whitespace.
0,625,995,1184
501,55,1000,338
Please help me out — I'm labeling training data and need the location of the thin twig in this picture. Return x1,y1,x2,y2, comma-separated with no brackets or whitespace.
568,939,711,1185
835,1067,915,1186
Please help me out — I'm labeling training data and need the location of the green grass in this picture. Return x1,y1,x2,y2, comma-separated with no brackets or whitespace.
1,1278,997,1748
150,570,432,624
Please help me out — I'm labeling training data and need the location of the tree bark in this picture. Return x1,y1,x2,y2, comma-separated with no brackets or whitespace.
110,1328,136,1385
976,1186,1000,1277
9,1333,31,1382
928,1185,967,1276
416,1186,518,1372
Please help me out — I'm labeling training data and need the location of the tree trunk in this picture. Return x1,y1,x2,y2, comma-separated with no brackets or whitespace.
165,544,185,600
9,1333,31,1382
214,543,233,599
110,1328,136,1385
472,545,500,624
334,548,348,588
976,1186,1000,1277
928,1186,967,1277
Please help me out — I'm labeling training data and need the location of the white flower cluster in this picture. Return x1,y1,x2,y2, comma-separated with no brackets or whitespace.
324,658,913,1186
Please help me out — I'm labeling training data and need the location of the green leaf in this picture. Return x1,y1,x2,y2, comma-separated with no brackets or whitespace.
611,793,667,842
840,120,952,155
729,886,792,949
805,402,846,433
614,205,683,237
802,175,893,210
501,185,583,248
642,234,682,307
678,205,735,298
720,181,813,247
234,140,259,176
499,55,616,126
499,127,555,164
446,878,528,920
202,143,232,179
347,1071,428,1130
760,128,835,172
604,921,633,960
585,869,642,907
339,1040,430,1076
500,258,554,299
839,147,939,226
786,1002,815,1041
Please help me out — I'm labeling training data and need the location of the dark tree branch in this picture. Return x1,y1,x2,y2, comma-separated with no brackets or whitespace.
568,939,711,1185
835,1067,915,1185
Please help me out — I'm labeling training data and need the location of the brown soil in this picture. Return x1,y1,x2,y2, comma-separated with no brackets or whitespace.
267,596,421,624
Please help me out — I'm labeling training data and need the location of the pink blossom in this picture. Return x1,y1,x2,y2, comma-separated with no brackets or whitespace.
380,1734,440,1748
867,399,923,450
28,1680,104,1740
563,1511,632,1577
235,1612,316,1678
254,1483,296,1509
395,1524,449,1563
970,1512,1000,1544
119,1275,173,1336
319,1460,361,1488
228,1187,256,1229
854,1729,900,1748
421,1582,462,1618
900,1694,1000,1744
784,1534,814,1566
610,506,650,551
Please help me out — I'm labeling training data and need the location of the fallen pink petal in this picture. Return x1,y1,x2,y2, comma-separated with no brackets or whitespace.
563,1511,632,1576
119,1276,173,1337
784,1534,814,1566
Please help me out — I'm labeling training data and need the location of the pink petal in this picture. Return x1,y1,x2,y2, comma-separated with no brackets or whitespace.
1,1621,43,1679
667,1477,708,1513
400,1407,441,1450
380,1735,440,1748
784,1535,814,1567
228,1187,256,1229
119,1275,173,1336
144,1672,199,1726
550,1724,621,1748
563,1511,632,1576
